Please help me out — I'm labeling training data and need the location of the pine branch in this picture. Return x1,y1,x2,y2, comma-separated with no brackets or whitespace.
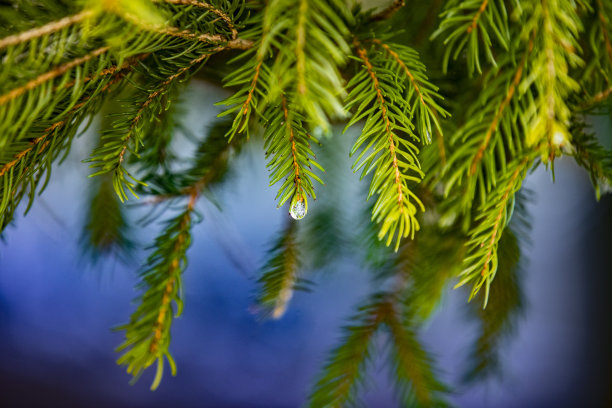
308,294,388,407
116,191,199,390
255,219,302,319
385,302,447,407
463,214,526,383
263,94,324,214
432,0,511,74
521,0,583,157
455,156,532,305
217,1,278,139
88,50,216,201
309,293,447,407
81,174,134,263
571,120,612,200
0,65,132,231
347,39,425,251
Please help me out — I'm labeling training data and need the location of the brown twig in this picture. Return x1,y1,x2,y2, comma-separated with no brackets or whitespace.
370,0,405,22
467,0,488,34
0,46,110,106
0,10,95,50
479,157,529,277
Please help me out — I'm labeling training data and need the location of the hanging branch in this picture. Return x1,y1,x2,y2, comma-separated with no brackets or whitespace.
346,38,426,250
116,190,199,390
255,219,303,319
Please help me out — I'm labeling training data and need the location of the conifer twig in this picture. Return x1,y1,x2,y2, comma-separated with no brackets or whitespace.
0,10,95,49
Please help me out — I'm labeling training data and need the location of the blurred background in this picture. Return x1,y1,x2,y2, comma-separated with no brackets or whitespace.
0,82,611,408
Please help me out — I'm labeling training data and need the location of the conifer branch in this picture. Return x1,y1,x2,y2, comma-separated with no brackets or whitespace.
385,302,446,406
89,50,218,201
570,121,612,200
0,46,110,106
0,66,131,230
263,94,324,209
116,190,198,390
0,10,94,50
522,0,582,155
347,39,425,250
469,60,524,176
464,223,525,383
432,0,510,74
157,0,238,38
309,293,446,407
255,220,301,319
308,295,388,407
456,156,531,305
596,0,612,64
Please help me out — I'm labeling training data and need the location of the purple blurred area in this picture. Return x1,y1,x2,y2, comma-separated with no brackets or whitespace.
0,84,611,407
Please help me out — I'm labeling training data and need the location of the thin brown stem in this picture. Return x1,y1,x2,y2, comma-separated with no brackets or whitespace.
0,46,110,106
149,190,197,354
118,51,213,166
467,0,488,34
480,157,529,277
158,0,237,38
281,95,303,200
0,10,94,50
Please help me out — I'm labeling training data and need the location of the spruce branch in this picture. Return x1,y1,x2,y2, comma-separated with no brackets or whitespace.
0,46,110,107
281,0,353,129
385,303,447,407
308,295,388,407
432,0,511,74
82,174,134,263
263,94,324,211
0,65,132,231
116,190,199,390
217,0,278,139
255,219,302,319
463,220,525,383
88,50,216,202
347,38,426,251
570,120,612,199
0,9,95,50
370,38,448,141
521,0,583,156
456,156,532,305
309,293,446,407
442,51,532,213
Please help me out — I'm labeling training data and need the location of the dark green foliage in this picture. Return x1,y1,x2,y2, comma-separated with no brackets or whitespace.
1,0,611,400
116,196,198,390
432,0,511,74
571,120,612,199
263,96,324,209
255,218,304,319
309,293,447,407
82,174,133,263
463,218,524,383
345,35,445,250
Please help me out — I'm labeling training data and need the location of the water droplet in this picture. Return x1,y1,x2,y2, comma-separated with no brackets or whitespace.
289,199,306,220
